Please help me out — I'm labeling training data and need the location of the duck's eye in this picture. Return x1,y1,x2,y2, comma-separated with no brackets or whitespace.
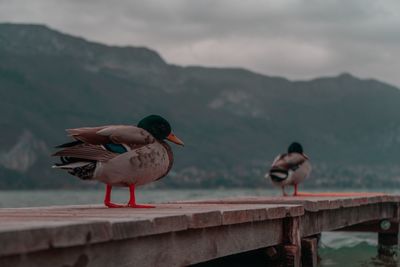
160,125,167,131
157,124,169,134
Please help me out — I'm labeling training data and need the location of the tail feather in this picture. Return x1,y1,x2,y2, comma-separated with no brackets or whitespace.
53,160,96,180
53,138,104,181
269,173,288,182
268,168,289,182
52,161,91,169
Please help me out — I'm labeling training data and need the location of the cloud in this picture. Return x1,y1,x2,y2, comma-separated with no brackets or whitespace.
0,0,399,86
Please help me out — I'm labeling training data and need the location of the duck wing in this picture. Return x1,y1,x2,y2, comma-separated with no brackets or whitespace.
53,143,116,161
281,153,308,171
271,153,307,171
54,125,155,162
67,125,155,146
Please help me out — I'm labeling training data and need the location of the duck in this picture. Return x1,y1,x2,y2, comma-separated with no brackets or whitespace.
265,142,311,196
52,115,184,208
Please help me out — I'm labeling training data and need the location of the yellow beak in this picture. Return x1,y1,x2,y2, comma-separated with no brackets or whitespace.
166,132,184,146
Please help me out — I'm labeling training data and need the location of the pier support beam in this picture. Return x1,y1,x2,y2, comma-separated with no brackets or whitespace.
378,232,398,261
337,219,399,264
282,217,301,267
301,235,319,267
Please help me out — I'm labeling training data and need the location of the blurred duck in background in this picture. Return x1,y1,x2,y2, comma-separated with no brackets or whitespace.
266,142,311,196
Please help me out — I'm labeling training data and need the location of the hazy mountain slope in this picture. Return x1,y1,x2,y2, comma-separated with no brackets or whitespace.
0,23,399,189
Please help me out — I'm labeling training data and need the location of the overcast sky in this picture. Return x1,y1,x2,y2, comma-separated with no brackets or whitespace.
1,0,399,86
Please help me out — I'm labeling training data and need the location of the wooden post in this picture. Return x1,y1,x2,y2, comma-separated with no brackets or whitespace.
265,246,279,260
378,232,398,259
377,218,399,264
337,218,399,264
301,237,318,267
282,217,301,267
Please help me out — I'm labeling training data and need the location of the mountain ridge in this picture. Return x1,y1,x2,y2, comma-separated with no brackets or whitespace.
4,23,391,87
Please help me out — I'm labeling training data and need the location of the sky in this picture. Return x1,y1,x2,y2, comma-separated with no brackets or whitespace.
1,0,400,86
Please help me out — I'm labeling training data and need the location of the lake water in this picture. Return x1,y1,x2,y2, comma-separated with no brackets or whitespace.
0,188,398,266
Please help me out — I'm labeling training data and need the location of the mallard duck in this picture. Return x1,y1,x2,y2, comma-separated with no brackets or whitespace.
52,115,184,208
265,142,311,196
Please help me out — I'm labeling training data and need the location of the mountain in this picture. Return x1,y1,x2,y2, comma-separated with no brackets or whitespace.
1,23,400,189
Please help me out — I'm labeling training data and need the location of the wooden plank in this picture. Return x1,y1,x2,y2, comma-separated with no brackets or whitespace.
0,203,297,257
0,219,284,267
0,220,112,257
177,194,392,212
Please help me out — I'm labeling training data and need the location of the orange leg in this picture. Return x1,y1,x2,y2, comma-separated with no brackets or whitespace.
127,184,155,208
104,184,125,208
282,186,288,197
293,184,298,196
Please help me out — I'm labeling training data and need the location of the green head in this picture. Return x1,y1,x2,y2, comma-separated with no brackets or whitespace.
138,115,184,146
288,142,303,153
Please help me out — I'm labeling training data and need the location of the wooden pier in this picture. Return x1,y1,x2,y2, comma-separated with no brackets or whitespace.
0,194,399,267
